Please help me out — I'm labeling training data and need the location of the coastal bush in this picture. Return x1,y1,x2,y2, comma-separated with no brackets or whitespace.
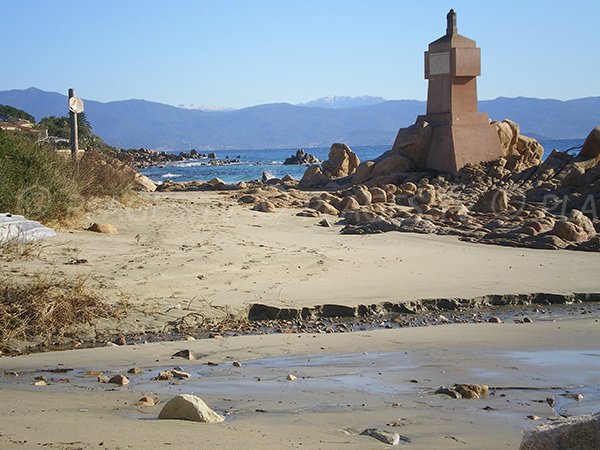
0,130,136,224
0,131,81,222
75,149,136,199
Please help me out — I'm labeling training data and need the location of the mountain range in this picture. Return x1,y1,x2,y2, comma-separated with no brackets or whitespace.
0,88,598,150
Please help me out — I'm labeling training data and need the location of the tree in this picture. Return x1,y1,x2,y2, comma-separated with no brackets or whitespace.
0,104,36,123
39,113,110,150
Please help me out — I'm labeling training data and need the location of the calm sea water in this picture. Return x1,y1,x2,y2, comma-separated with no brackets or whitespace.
141,139,584,185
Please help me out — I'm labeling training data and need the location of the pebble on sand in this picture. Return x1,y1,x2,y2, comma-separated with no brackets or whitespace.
107,374,129,386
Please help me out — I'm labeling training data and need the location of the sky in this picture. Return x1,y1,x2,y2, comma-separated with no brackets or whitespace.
1,0,598,109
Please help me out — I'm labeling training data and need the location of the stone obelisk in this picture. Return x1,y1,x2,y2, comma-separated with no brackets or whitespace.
417,9,502,173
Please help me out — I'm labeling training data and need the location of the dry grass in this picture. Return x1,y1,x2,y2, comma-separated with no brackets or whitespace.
75,150,136,200
0,273,126,348
0,237,44,262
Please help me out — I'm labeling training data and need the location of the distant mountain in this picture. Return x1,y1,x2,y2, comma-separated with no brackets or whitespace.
0,88,598,150
299,95,387,109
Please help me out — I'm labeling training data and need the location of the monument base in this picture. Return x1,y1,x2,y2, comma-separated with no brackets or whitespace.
416,113,503,174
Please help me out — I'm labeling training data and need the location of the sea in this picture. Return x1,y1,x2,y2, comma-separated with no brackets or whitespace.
140,139,584,185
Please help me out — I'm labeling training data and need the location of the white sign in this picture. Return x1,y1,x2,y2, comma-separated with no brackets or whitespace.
429,52,450,75
69,97,84,114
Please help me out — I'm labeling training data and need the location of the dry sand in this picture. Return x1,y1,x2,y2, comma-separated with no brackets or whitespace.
1,191,600,449
3,191,600,331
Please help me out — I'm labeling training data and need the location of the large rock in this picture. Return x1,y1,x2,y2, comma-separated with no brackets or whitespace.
322,143,360,178
133,173,157,192
309,200,339,216
392,121,433,168
578,125,600,164
370,153,413,178
253,201,276,213
494,119,520,156
158,394,224,423
519,412,600,450
352,161,375,184
472,189,509,213
551,220,589,243
299,165,329,188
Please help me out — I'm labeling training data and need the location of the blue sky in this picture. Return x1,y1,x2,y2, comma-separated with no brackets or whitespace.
2,0,598,108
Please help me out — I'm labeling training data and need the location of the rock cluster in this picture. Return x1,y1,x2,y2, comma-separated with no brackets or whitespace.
114,148,240,169
283,149,320,165
300,143,360,188
158,122,599,253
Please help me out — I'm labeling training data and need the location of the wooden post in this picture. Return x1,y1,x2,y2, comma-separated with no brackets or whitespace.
68,88,79,162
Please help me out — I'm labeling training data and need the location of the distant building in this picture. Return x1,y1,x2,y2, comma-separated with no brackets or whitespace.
0,119,48,138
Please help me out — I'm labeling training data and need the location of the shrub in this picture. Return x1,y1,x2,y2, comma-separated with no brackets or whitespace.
0,131,82,222
0,131,136,224
75,149,136,199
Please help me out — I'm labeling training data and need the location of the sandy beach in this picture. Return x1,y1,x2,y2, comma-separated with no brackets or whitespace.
3,191,600,336
1,191,600,449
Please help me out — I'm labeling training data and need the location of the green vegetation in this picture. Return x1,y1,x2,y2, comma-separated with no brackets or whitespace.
39,112,110,150
0,130,136,224
0,104,35,123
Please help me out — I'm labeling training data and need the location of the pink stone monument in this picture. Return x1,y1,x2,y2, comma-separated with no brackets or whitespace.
416,9,502,173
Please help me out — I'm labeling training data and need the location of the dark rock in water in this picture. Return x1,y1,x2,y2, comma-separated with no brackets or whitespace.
283,149,320,165
519,412,600,450
207,152,217,159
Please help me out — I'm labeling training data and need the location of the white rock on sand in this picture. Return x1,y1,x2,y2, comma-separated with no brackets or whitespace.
0,213,56,242
158,394,224,423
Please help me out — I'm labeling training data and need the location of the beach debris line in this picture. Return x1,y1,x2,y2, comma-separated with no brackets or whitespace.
158,394,224,423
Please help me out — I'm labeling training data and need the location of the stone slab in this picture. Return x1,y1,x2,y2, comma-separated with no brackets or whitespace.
0,213,57,243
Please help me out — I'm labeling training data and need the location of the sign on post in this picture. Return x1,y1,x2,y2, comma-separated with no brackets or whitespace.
68,88,81,162
69,96,84,114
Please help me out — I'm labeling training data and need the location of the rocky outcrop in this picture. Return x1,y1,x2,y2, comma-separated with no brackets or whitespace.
299,165,330,188
579,125,600,163
494,119,544,172
283,149,320,165
322,143,360,178
392,121,434,167
228,124,600,253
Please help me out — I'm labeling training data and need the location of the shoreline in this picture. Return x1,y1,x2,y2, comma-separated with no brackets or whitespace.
1,317,599,449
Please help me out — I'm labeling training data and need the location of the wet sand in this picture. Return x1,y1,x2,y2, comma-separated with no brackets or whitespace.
1,318,600,449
